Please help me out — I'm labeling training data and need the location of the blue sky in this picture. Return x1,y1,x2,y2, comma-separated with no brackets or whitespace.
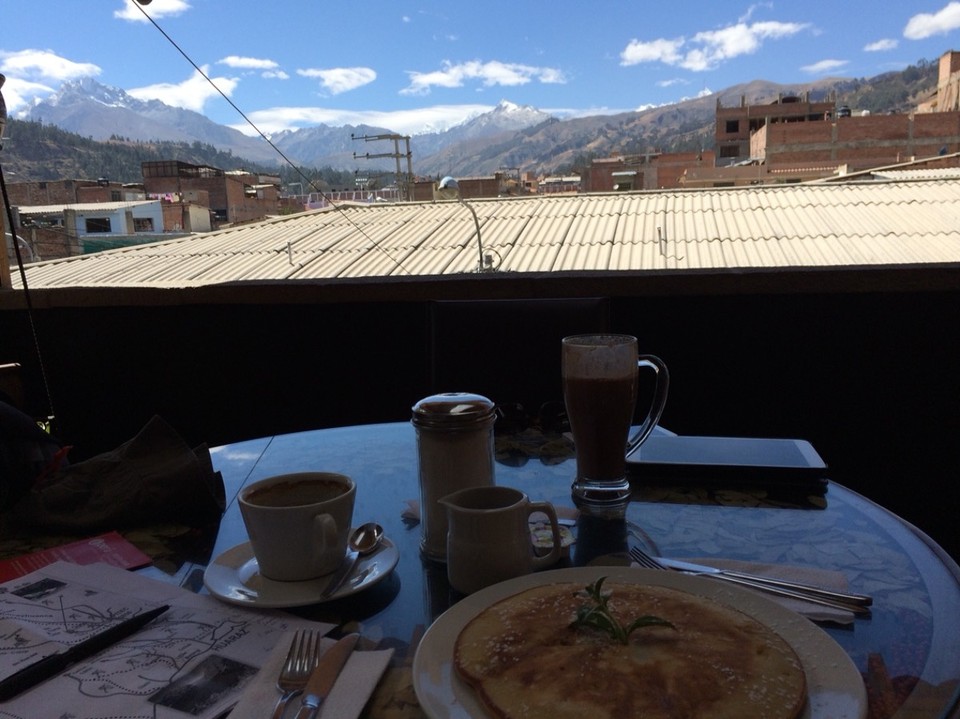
2,1,959,137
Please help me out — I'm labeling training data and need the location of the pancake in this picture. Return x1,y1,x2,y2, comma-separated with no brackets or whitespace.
454,581,807,719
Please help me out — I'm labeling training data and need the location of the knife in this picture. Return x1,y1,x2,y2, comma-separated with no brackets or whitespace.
0,604,170,700
654,557,873,613
293,633,359,719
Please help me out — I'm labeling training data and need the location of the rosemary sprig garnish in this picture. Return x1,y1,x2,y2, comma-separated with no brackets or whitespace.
571,576,675,645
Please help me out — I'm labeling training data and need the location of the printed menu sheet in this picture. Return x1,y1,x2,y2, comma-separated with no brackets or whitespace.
0,560,333,718
0,531,153,582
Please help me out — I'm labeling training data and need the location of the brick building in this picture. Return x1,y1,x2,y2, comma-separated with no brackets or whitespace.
410,173,520,201
581,150,717,193
4,178,144,207
754,111,960,167
141,161,279,225
11,200,170,261
581,156,645,193
715,93,837,166
681,50,960,187
918,49,960,112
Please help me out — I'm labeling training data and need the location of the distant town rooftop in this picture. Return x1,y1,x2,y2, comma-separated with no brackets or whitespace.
8,177,960,292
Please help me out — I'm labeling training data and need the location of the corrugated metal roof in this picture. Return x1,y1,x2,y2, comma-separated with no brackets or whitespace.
872,168,960,181
18,200,158,215
11,180,960,289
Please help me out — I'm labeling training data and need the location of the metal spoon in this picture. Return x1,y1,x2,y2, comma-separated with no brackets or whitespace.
350,522,384,556
319,523,384,599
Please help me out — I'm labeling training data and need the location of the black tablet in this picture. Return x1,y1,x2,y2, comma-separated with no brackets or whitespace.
626,435,828,485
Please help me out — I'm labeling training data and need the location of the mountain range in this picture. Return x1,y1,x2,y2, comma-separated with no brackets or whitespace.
11,60,940,180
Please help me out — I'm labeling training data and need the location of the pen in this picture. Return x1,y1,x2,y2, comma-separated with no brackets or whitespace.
0,604,170,701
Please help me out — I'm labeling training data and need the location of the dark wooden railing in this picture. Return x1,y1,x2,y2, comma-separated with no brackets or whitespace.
2,264,958,558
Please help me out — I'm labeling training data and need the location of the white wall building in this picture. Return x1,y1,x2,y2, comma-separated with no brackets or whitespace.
18,200,165,238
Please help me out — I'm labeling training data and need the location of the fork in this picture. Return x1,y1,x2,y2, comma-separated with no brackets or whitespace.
629,546,667,571
271,629,322,719
628,545,871,615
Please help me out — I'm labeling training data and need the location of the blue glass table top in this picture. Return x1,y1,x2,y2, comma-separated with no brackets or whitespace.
201,421,960,719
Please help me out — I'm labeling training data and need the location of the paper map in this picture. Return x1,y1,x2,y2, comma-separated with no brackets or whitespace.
0,561,332,719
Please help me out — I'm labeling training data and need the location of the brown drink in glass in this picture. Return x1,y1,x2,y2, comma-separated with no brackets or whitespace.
562,335,668,504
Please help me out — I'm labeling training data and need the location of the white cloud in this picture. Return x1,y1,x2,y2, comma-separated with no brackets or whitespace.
114,0,191,22
864,39,898,52
219,56,289,80
0,49,100,81
232,103,494,136
801,59,849,75
297,67,377,95
219,56,279,71
904,2,960,39
738,3,773,23
0,50,100,112
621,19,809,71
128,66,238,113
401,60,566,95
656,78,689,88
621,38,684,66
0,77,56,115
544,105,633,119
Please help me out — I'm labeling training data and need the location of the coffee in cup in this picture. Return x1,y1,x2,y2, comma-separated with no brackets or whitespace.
239,472,355,581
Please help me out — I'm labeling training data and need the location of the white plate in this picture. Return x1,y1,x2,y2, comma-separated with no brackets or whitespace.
413,567,866,719
203,536,399,608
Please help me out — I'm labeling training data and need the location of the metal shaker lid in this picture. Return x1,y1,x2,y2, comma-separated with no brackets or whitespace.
411,392,496,428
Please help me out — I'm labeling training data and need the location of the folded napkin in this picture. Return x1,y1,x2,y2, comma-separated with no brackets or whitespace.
9,415,225,532
227,633,394,719
632,557,858,624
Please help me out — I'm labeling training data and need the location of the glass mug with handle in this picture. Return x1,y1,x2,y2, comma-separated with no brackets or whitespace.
562,334,669,504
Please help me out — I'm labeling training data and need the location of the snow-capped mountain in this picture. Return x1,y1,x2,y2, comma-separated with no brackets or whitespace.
19,80,556,173
12,74,883,179
23,79,282,165
472,100,553,134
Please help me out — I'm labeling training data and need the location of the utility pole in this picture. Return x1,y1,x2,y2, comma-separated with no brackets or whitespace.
351,133,413,201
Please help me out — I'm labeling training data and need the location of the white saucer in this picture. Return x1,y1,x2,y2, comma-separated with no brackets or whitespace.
203,535,399,608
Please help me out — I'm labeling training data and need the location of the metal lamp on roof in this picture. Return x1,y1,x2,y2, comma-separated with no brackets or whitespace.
437,176,496,273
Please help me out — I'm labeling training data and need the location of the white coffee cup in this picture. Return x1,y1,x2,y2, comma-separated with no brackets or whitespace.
239,472,355,581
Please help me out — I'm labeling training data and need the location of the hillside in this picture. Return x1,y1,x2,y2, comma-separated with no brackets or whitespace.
0,58,940,184
0,120,362,190
0,119,276,183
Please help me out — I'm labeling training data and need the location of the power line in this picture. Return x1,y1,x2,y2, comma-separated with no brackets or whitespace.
130,1,410,274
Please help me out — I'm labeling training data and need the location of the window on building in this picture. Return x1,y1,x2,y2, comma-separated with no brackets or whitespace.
85,217,112,234
133,218,155,232
725,120,739,133
719,146,740,159
111,191,121,201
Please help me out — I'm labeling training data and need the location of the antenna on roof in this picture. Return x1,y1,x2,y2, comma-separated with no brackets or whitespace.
437,177,500,273
657,224,684,262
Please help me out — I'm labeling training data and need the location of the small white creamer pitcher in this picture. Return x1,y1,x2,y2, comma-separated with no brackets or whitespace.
441,485,562,594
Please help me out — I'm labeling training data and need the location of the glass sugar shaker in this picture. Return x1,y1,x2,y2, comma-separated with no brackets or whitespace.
412,392,496,562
